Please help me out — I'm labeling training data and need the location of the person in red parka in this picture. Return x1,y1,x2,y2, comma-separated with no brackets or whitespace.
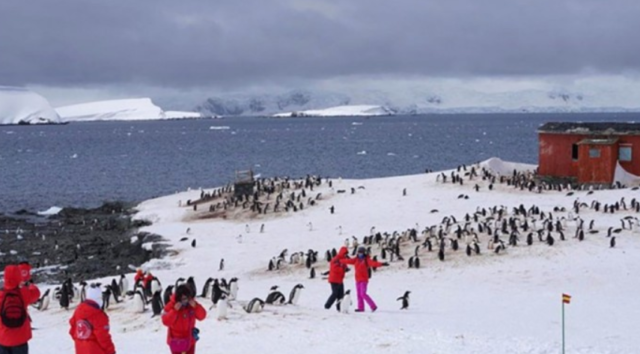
134,269,144,284
162,285,206,354
0,264,40,354
69,285,116,354
340,247,388,312
324,247,349,311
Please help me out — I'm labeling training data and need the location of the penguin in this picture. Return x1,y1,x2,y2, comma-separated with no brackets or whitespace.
211,279,223,307
413,257,420,269
102,286,112,311
200,278,214,298
133,290,146,313
288,284,304,305
79,281,87,302
186,277,197,297
219,259,225,271
268,259,275,271
33,289,51,311
265,287,286,305
397,291,410,310
191,239,197,248
119,274,129,294
59,282,70,310
163,285,174,306
610,237,616,248
110,279,121,300
217,292,229,320
309,267,316,279
438,248,445,262
228,278,239,300
243,298,265,313
339,290,352,314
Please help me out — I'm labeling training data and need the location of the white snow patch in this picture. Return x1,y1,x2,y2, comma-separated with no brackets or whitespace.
37,206,62,216
56,98,201,122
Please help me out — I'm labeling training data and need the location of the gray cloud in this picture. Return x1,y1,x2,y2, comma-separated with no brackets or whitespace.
1,0,639,89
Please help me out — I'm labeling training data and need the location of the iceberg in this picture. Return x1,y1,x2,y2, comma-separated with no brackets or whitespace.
273,105,394,117
56,98,201,122
0,86,61,125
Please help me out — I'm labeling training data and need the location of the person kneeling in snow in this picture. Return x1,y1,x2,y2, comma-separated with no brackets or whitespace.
340,247,388,312
162,285,206,354
69,285,116,354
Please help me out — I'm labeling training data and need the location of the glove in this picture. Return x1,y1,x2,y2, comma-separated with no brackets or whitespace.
382,262,390,267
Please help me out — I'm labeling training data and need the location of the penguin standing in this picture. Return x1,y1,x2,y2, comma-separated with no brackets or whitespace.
228,278,239,300
186,277,197,298
217,293,229,321
59,282,70,310
309,267,316,279
265,286,286,305
151,291,163,318
219,259,225,271
339,290,352,314
34,289,51,311
200,278,214,298
163,286,174,306
397,291,410,310
211,279,222,307
133,290,146,313
610,237,616,248
119,274,129,294
288,284,304,305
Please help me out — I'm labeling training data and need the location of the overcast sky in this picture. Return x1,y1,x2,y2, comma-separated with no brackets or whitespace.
1,0,639,104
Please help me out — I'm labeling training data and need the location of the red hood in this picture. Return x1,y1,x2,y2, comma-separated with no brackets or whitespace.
3,265,20,289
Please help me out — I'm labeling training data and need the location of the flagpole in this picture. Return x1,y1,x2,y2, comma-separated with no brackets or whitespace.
562,301,565,354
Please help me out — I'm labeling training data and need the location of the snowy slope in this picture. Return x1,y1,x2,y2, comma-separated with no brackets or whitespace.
0,86,61,124
274,105,394,117
28,158,640,353
56,98,201,122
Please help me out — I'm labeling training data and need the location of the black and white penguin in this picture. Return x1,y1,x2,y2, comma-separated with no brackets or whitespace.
397,291,410,310
79,281,87,302
288,284,304,305
339,290,352,314
309,267,316,279
228,278,239,300
610,237,616,248
191,239,197,248
243,298,265,314
33,289,51,311
186,277,197,298
211,279,223,307
200,278,214,298
110,279,121,300
438,248,445,262
265,286,286,305
132,290,146,313
268,259,275,271
217,292,229,321
59,282,70,310
102,285,112,311
119,274,129,294
163,285,174,306
151,291,163,318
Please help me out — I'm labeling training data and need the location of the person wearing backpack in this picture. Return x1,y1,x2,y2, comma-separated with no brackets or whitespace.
324,246,349,311
0,264,40,354
161,285,206,354
340,247,389,312
69,285,116,354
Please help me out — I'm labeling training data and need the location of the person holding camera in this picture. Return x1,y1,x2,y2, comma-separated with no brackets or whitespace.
0,263,40,354
161,284,206,354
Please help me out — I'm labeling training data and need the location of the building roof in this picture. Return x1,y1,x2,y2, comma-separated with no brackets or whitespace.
538,122,640,135
577,138,619,145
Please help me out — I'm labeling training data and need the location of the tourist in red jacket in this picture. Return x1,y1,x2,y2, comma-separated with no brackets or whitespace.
134,269,144,284
0,264,40,354
162,285,206,354
340,247,388,312
69,285,116,354
324,247,349,311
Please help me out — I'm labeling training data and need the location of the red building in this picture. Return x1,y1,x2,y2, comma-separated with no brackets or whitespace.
538,122,640,184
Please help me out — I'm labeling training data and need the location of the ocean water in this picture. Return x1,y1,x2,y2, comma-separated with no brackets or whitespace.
0,113,636,213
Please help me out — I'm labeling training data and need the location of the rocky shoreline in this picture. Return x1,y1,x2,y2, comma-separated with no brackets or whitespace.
0,201,169,284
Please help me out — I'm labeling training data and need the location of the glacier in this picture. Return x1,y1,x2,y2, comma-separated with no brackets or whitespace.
274,105,394,117
0,86,61,125
56,98,201,122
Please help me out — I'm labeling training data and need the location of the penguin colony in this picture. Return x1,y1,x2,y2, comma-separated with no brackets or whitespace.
32,163,640,318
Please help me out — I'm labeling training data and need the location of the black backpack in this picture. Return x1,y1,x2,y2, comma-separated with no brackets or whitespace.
1,289,27,328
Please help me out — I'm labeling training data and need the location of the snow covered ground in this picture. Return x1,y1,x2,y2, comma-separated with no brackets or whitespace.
27,158,640,353
0,86,61,125
56,98,201,122
274,105,394,117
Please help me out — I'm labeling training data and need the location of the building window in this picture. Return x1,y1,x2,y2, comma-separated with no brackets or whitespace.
589,148,601,158
619,145,632,162
572,144,579,160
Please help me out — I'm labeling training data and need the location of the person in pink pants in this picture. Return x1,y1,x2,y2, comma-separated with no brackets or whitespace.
341,247,389,312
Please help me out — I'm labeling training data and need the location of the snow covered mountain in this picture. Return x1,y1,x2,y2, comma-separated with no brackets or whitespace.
0,86,61,125
56,98,201,122
274,105,395,117
195,84,640,116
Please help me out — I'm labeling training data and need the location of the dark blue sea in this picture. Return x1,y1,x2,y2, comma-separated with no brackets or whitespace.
0,113,636,213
